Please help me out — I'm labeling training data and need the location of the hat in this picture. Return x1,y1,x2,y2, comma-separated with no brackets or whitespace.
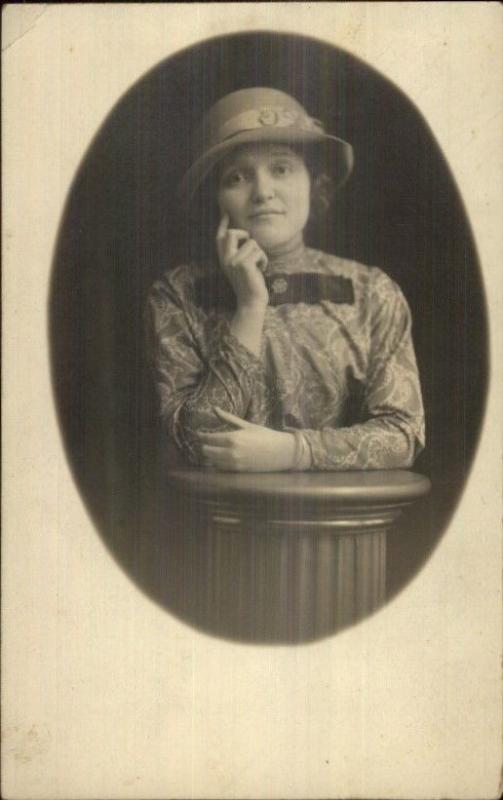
180,87,354,201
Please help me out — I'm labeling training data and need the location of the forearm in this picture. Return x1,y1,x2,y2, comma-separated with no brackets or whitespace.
178,299,268,444
148,269,268,465
229,301,267,357
178,322,267,431
155,330,269,466
300,416,424,471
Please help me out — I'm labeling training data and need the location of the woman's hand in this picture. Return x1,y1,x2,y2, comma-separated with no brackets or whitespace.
216,213,269,309
199,407,296,472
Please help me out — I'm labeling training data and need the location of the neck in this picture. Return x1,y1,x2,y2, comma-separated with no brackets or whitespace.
265,235,306,270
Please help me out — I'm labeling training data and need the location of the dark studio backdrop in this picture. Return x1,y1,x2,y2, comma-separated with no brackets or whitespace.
50,32,488,641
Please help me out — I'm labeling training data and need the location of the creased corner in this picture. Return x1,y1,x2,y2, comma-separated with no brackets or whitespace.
2,5,49,54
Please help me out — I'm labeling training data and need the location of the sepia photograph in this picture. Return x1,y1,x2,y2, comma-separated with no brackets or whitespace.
2,3,502,798
50,27,484,642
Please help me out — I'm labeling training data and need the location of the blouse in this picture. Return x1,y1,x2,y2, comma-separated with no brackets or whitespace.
146,245,425,470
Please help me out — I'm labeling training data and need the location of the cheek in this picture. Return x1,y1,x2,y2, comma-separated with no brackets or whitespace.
217,192,242,224
216,191,227,215
293,176,312,222
299,191,312,225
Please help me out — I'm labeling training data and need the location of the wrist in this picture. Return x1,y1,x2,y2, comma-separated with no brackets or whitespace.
282,432,298,469
230,302,266,357
289,431,312,471
236,297,268,314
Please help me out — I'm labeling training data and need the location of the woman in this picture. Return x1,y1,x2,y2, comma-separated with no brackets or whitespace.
146,87,425,472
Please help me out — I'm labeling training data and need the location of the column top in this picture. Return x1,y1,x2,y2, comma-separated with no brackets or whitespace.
168,469,431,507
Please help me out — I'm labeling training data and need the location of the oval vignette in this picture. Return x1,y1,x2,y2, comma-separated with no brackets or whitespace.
49,32,488,643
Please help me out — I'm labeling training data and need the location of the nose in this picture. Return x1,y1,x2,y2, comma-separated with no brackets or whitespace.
252,167,275,203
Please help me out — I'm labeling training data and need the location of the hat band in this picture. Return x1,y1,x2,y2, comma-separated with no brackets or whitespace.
217,106,325,143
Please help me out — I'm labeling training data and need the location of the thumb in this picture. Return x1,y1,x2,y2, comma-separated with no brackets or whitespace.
213,407,253,430
216,212,230,241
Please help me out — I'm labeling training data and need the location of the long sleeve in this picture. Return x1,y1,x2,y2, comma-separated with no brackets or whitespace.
146,266,268,464
299,272,425,470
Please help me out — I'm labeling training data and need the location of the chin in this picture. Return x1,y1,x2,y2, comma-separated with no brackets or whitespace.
252,232,285,252
260,241,285,255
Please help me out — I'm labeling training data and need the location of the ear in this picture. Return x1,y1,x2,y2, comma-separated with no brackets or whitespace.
311,173,333,214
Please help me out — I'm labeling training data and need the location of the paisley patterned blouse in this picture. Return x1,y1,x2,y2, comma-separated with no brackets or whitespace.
146,245,425,470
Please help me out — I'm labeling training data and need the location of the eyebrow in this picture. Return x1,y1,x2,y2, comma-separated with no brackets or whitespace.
265,147,298,157
220,147,300,171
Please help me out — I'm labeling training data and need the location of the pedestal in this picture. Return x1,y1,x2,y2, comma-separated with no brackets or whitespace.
168,470,431,642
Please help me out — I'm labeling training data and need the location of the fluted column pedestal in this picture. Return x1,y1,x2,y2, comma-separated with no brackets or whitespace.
168,470,431,642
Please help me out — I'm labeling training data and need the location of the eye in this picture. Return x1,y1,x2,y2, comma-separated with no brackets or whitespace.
221,169,247,188
271,160,293,176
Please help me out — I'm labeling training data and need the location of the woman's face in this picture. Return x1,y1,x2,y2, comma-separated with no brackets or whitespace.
217,143,311,255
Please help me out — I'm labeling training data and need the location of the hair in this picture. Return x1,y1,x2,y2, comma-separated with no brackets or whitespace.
302,146,336,220
183,142,336,263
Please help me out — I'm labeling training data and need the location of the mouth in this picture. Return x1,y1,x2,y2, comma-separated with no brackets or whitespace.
249,210,284,220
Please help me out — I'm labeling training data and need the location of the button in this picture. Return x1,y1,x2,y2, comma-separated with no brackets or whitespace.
271,277,288,295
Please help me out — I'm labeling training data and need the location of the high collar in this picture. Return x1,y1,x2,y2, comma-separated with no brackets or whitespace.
265,239,308,273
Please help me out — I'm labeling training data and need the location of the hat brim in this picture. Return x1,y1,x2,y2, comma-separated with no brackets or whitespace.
179,128,354,203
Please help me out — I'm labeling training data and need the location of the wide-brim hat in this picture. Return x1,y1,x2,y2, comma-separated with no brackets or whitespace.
180,87,354,202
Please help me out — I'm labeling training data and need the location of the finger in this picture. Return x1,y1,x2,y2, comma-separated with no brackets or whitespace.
198,432,233,446
243,238,266,261
228,239,263,269
257,250,268,273
201,446,233,471
216,213,230,241
216,215,231,262
201,444,227,459
213,407,252,429
228,227,250,243
228,237,255,265
224,228,250,259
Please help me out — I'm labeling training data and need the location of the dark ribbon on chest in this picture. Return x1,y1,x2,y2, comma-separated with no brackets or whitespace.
194,272,355,311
